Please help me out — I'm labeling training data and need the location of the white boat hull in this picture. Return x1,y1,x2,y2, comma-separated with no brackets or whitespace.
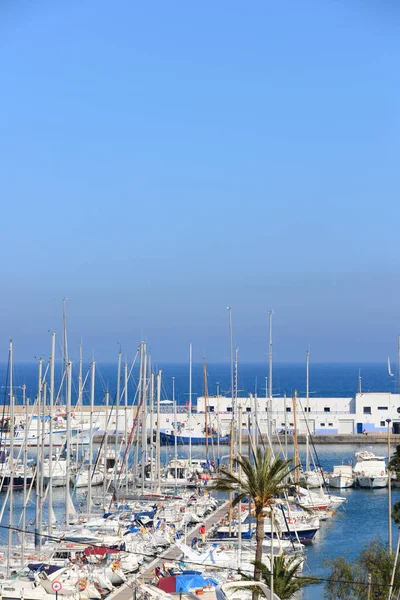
328,475,354,488
357,475,388,489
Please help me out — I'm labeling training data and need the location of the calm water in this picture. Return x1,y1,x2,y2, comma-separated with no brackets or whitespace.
0,361,398,404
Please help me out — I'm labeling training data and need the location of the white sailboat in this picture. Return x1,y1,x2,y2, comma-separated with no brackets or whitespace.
388,356,394,377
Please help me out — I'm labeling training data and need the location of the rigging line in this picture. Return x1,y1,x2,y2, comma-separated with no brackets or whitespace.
1,520,397,590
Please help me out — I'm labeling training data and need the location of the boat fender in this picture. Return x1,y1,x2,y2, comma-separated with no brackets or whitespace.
288,517,297,524
78,516,85,523
77,578,87,591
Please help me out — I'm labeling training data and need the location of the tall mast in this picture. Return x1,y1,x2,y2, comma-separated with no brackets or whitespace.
21,387,28,565
88,360,96,515
156,371,162,494
397,336,400,394
114,350,122,492
62,298,68,371
48,332,56,534
268,310,273,441
124,362,129,493
39,381,46,543
237,403,243,566
140,347,147,495
227,307,234,537
305,349,310,472
103,391,109,509
35,358,43,550
203,359,209,461
7,340,14,578
149,372,154,488
173,377,177,485
227,307,234,416
189,343,192,467
292,391,300,490
234,347,239,443
65,361,72,525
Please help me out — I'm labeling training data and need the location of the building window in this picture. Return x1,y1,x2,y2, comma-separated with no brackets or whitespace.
227,407,232,413
281,423,285,427
306,407,311,412
380,421,385,427
207,406,214,412
246,407,251,412
378,407,388,410
286,407,291,413
320,423,325,427
289,423,294,426
328,423,333,426
324,407,330,413
242,422,247,427
363,407,372,415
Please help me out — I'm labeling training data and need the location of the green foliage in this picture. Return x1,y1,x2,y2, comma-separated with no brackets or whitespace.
240,557,319,599
212,446,297,600
212,446,296,517
389,445,400,479
324,538,400,600
392,502,400,525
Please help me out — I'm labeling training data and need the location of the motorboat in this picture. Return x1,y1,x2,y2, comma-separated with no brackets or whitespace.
328,464,355,489
353,451,388,489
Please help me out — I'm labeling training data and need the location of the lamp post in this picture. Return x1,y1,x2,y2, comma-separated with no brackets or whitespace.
387,417,392,554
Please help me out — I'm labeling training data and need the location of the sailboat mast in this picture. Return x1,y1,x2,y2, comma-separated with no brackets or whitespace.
21,387,28,565
397,336,400,393
203,359,209,461
39,381,46,542
65,361,72,525
124,362,129,493
305,349,310,472
35,358,43,550
237,403,243,565
103,390,109,509
149,372,154,488
114,351,122,492
48,332,55,535
88,360,96,515
140,348,147,495
7,340,14,578
189,342,192,467
156,370,162,494
268,310,273,441
173,377,177,485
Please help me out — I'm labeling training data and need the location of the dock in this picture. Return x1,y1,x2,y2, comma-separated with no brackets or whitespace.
107,499,231,600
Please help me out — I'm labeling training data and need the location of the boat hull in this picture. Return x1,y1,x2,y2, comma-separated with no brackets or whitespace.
159,432,230,445
328,475,354,489
357,475,388,489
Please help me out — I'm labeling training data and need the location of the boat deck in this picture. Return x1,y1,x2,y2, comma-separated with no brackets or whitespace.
107,499,230,599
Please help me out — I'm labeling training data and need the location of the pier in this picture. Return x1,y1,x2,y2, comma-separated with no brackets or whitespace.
108,500,231,600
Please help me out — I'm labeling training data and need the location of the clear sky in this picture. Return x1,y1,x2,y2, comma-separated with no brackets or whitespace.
0,1,399,364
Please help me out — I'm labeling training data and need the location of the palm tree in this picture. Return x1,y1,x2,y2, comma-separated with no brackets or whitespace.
241,557,319,599
212,445,297,593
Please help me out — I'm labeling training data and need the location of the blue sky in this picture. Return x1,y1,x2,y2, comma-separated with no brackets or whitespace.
0,1,399,363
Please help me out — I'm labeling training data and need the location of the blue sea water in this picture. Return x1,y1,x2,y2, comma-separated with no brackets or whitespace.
0,361,397,404
0,362,398,598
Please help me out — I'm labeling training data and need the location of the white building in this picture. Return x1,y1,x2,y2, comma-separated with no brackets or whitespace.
195,392,400,435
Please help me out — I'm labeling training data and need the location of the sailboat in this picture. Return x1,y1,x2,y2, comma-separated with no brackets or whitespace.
388,356,394,377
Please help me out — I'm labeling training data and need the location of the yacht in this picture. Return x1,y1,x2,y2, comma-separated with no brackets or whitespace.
353,451,388,489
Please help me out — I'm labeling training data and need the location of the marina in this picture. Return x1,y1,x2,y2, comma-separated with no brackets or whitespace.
1,347,400,600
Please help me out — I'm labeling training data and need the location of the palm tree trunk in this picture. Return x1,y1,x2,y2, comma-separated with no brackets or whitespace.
253,512,265,600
